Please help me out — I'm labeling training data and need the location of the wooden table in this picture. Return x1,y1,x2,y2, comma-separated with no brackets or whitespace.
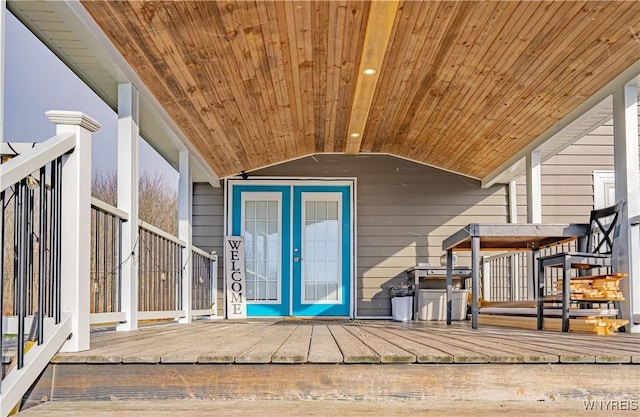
442,223,589,329
405,266,472,321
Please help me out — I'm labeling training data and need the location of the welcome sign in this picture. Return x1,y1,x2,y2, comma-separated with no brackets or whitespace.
225,236,247,319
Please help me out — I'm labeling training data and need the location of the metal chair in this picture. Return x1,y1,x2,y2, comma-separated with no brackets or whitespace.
537,201,623,332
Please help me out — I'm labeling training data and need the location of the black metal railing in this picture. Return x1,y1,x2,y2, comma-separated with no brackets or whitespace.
1,157,63,376
90,205,124,314
191,249,215,311
138,225,183,312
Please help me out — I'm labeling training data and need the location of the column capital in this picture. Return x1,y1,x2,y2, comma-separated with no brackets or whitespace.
46,110,101,133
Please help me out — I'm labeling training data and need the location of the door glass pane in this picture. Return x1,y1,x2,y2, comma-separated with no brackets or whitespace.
243,195,280,302
302,195,341,303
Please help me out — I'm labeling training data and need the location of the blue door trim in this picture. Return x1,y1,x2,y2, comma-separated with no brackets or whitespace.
232,185,291,316
292,186,351,316
230,182,352,317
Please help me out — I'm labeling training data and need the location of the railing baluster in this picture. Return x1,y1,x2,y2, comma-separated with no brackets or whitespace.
17,179,28,369
37,167,47,345
54,156,63,324
26,182,34,316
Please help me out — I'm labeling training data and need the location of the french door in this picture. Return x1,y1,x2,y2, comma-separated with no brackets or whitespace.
230,182,352,317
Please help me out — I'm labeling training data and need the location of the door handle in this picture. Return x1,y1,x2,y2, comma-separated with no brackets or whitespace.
294,247,301,262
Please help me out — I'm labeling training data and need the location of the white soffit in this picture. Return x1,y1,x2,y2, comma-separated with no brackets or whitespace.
7,0,219,185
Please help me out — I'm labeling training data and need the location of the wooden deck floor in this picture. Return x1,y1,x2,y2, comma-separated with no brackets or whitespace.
23,319,640,411
54,319,640,365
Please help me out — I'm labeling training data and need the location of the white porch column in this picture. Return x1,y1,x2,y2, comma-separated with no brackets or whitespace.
526,151,542,223
117,83,140,331
178,150,193,323
508,180,518,224
613,82,640,333
46,111,100,352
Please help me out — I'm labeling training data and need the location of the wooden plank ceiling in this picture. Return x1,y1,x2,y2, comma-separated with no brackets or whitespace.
80,1,640,179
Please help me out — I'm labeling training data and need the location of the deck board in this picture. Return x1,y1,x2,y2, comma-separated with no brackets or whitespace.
272,325,312,364
343,325,416,363
51,320,640,366
307,325,343,363
362,327,453,363
234,324,298,364
328,325,379,363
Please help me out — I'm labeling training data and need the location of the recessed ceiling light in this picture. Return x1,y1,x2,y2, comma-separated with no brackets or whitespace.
362,68,377,75
350,132,361,138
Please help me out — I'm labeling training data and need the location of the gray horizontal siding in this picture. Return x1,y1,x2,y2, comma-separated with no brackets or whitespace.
247,154,507,318
516,130,616,224
515,115,640,224
192,183,225,316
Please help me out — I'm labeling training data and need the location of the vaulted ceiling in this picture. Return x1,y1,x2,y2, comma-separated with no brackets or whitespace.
12,1,640,181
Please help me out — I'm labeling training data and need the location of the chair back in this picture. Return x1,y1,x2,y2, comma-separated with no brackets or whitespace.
586,200,623,255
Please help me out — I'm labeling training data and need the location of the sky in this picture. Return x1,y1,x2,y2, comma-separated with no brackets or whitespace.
3,10,178,186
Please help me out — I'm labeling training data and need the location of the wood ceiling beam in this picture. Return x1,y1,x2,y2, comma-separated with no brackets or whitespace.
344,0,398,155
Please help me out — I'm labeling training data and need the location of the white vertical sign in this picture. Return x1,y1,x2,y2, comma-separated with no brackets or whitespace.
225,236,246,318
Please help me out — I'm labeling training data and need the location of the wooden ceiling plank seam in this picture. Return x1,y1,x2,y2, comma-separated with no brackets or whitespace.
415,1,515,156
278,2,315,155
432,1,591,175
88,1,232,174
344,0,399,154
325,1,353,152
268,2,300,159
334,1,370,153
158,4,227,134
275,1,302,153
185,1,258,174
364,1,431,152
228,1,279,163
416,1,540,166
387,3,456,156
213,1,275,169
475,29,640,176
160,1,242,173
453,1,638,176
312,1,329,153
243,0,284,163
177,2,255,174
408,1,503,162
388,1,471,158
451,0,606,163
79,1,640,180
127,2,230,174
264,2,300,162
185,2,247,171
205,3,264,173
203,1,264,172
170,2,240,174
291,1,316,151
323,1,341,152
298,1,316,150
278,1,311,155
329,1,355,153
377,1,460,155
119,1,233,172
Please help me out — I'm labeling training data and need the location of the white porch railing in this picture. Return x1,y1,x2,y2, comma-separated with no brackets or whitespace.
0,111,98,416
1,112,217,416
88,196,218,325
